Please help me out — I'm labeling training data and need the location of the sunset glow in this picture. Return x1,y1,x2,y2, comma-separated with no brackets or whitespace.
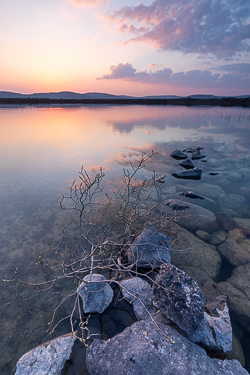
1,0,250,96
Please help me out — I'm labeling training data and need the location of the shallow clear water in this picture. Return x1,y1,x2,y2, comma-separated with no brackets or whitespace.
0,105,250,374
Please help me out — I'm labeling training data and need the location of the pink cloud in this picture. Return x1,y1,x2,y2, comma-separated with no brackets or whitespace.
109,0,250,58
97,62,250,89
67,0,108,7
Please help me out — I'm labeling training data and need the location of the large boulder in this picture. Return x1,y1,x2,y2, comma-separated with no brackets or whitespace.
78,274,113,314
13,334,75,375
152,263,205,336
163,221,221,279
127,221,171,268
165,199,217,232
189,294,232,353
86,320,248,375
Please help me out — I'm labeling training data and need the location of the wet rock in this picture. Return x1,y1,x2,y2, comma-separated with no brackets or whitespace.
78,274,113,314
226,229,246,243
234,218,250,236
179,158,195,169
153,263,205,336
179,190,205,199
209,229,227,246
127,221,171,268
191,151,206,160
172,167,202,180
189,294,232,353
216,212,235,231
183,146,204,153
208,172,219,176
219,194,249,217
165,198,217,232
120,277,158,321
196,230,211,242
218,241,250,267
163,221,221,279
86,320,248,375
13,334,75,375
170,149,188,160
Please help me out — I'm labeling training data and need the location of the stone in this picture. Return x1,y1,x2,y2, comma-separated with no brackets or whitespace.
216,212,235,231
13,334,75,375
189,294,232,353
119,277,158,321
127,221,171,268
191,151,206,160
227,332,245,368
226,229,246,242
196,230,211,242
170,149,188,160
179,190,205,199
171,168,202,180
165,198,217,232
86,320,248,375
209,229,227,245
179,158,195,169
78,274,113,314
234,218,250,236
163,221,221,279
218,278,250,333
153,263,206,336
191,183,225,200
219,194,249,217
178,267,221,303
218,241,250,267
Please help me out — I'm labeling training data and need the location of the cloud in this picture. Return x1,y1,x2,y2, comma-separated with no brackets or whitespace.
67,0,108,7
98,62,250,89
108,0,250,58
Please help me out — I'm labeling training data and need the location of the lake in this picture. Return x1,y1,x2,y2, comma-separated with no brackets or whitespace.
1,104,250,374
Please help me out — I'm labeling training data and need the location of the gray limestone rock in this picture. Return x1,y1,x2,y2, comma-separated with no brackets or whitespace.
165,198,217,232
86,320,248,375
153,263,205,336
119,277,158,321
78,274,113,314
189,294,232,353
127,221,171,268
13,334,75,375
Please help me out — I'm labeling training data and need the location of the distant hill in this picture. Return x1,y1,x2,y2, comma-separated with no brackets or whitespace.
0,91,249,100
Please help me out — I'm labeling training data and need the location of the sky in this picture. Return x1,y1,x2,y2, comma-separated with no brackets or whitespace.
1,0,250,96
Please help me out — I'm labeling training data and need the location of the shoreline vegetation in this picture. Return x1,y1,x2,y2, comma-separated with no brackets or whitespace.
0,96,250,107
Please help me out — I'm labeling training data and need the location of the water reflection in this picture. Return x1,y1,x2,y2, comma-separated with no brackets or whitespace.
0,105,250,374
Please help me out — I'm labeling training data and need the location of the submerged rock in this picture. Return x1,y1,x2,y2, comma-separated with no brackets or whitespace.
78,274,113,314
127,221,171,268
86,320,248,375
216,212,235,231
218,240,250,267
170,149,188,160
163,222,221,279
153,263,206,336
13,334,75,375
172,168,202,180
179,190,205,199
165,198,217,232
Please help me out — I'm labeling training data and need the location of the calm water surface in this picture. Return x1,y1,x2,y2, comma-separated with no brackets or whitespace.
0,105,250,374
